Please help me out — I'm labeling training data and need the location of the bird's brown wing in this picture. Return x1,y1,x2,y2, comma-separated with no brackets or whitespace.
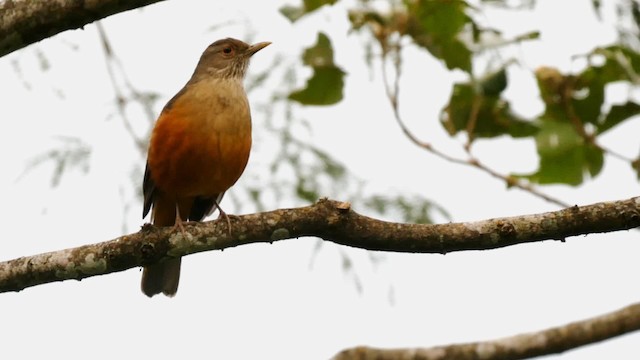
142,162,156,219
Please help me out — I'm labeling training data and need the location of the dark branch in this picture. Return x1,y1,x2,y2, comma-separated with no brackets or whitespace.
0,0,167,57
333,301,640,360
0,197,639,293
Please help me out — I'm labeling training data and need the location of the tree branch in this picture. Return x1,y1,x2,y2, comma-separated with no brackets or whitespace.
0,0,167,57
1,197,639,293
333,301,640,360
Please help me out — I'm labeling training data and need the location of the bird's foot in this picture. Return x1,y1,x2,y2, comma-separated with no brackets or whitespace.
172,210,188,236
172,220,188,235
217,208,233,236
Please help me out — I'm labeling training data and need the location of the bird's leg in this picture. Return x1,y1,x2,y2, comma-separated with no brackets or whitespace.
172,204,187,235
214,199,232,236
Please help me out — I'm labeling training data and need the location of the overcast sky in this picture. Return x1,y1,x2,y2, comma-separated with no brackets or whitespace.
1,1,639,359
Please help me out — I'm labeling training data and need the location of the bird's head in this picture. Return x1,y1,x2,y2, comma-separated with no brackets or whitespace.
193,38,270,80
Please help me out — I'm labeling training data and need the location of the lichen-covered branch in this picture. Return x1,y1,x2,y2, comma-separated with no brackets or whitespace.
0,197,639,293
0,0,167,57
333,301,640,360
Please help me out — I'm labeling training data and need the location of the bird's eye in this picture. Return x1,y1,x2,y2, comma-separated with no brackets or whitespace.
223,47,232,54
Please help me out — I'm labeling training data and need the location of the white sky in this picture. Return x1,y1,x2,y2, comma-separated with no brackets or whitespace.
0,0,639,359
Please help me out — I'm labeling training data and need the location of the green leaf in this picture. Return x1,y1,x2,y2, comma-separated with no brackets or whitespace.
535,63,636,135
441,82,538,138
439,38,472,72
289,67,344,105
572,66,605,125
405,0,473,72
594,45,640,82
280,0,339,22
481,67,508,96
442,83,472,134
597,101,640,134
289,33,345,105
516,120,604,185
301,32,334,66
584,142,604,177
409,0,468,39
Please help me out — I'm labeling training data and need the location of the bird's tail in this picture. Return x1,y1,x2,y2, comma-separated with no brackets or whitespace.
141,258,181,297
141,196,186,297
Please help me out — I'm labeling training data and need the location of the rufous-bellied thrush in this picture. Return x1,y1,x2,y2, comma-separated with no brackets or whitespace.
141,38,270,297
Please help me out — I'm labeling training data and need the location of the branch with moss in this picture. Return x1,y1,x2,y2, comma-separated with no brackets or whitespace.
1,197,639,293
333,301,640,360
0,0,167,57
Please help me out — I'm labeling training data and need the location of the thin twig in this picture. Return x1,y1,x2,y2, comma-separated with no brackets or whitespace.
379,42,569,208
96,21,155,154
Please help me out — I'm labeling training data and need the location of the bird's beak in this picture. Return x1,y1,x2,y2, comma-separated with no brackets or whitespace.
246,41,271,57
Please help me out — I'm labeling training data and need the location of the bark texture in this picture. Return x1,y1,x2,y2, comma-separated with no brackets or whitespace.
0,197,638,293
0,0,167,57
333,302,640,360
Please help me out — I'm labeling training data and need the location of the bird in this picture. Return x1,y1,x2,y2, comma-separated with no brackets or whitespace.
141,38,270,297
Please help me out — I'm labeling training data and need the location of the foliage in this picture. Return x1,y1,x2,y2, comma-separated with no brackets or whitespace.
285,0,640,187
288,32,345,105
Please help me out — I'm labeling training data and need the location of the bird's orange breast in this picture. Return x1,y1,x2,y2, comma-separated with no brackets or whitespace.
147,78,252,198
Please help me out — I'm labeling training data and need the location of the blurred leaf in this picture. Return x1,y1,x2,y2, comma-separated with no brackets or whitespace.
632,158,640,180
471,18,482,43
35,48,51,71
591,0,602,19
535,66,566,107
362,195,450,224
535,57,640,142
633,0,640,33
481,67,508,96
597,101,640,134
301,32,335,66
409,0,467,39
516,120,604,185
527,63,618,185
405,0,473,71
308,146,347,179
441,82,538,138
280,0,338,22
20,136,91,187
347,9,388,31
514,30,541,42
246,187,266,212
572,66,605,125
296,178,320,202
438,38,472,72
594,45,640,82
584,142,605,177
289,33,345,105
289,67,345,105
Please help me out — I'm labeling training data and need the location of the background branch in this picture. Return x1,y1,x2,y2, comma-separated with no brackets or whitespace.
333,301,640,360
378,41,570,208
0,0,167,57
1,197,638,293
